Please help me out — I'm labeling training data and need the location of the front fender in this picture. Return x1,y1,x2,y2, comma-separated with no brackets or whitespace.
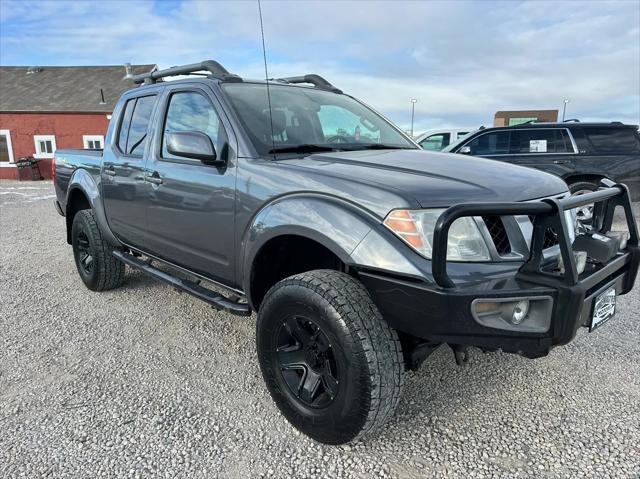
240,194,426,297
66,169,119,247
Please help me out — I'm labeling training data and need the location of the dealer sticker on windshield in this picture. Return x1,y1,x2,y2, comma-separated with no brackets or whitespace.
590,286,616,331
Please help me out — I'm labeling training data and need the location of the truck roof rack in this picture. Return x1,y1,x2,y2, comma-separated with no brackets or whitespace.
276,74,342,94
128,60,242,85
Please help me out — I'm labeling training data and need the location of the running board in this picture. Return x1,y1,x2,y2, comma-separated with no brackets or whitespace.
112,251,251,316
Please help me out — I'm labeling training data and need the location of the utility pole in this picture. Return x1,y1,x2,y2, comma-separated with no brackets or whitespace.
562,99,570,122
410,99,417,137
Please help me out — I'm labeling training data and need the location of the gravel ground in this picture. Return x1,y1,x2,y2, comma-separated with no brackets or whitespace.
1,180,639,479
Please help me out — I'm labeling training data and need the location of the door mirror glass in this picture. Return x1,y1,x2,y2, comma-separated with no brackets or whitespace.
166,131,218,164
458,145,472,154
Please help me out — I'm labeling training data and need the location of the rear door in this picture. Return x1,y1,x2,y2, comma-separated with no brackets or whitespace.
102,94,157,247
141,84,238,286
578,126,640,198
505,128,578,177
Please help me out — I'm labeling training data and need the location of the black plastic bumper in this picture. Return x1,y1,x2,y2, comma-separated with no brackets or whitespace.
360,182,639,358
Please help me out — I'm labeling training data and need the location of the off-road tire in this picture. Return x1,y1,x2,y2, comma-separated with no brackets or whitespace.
256,269,404,444
71,210,125,291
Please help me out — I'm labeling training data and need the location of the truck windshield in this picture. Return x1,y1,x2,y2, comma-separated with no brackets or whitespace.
221,83,416,157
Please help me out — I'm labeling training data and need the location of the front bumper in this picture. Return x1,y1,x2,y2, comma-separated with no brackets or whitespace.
360,182,639,358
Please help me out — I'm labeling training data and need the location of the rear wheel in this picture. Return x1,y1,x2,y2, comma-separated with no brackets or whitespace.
71,210,125,291
256,270,404,444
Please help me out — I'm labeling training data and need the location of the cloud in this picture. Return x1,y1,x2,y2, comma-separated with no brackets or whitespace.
1,0,638,131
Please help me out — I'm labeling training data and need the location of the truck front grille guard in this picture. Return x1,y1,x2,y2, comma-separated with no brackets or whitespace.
431,181,639,289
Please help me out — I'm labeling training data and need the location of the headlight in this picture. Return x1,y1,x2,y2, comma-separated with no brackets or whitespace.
383,209,491,261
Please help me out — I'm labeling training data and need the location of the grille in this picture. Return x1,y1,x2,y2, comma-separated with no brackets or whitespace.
482,216,511,255
542,228,559,249
528,215,561,249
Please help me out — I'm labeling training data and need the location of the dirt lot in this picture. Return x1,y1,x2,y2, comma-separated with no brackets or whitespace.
1,180,639,478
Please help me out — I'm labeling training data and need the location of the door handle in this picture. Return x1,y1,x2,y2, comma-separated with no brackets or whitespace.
553,159,570,164
103,165,116,176
145,172,163,185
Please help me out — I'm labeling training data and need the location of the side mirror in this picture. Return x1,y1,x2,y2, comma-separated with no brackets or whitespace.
458,145,472,155
166,131,220,165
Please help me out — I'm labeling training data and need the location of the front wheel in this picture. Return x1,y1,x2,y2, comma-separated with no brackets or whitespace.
256,270,404,444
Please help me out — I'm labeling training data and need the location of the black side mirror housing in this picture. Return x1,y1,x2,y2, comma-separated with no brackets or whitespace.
166,131,221,165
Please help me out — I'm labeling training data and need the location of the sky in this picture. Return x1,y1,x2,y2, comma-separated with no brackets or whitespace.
1,0,639,133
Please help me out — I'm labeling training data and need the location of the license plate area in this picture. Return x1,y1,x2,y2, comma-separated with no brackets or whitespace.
590,285,616,332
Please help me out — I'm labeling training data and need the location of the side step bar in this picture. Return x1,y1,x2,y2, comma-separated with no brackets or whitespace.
112,251,251,316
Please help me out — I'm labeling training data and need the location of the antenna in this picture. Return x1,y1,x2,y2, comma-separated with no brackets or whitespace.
258,0,276,158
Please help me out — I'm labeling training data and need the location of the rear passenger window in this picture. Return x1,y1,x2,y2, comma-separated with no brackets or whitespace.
584,127,640,154
127,96,156,156
465,131,510,155
510,129,571,154
117,95,156,156
117,99,136,153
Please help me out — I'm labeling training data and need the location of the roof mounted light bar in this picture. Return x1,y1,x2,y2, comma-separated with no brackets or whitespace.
277,74,342,94
129,60,242,85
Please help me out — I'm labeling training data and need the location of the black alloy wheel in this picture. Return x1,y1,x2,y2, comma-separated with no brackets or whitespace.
276,316,339,408
75,230,95,275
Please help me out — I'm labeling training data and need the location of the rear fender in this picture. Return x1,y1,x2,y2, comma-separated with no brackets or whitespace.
66,169,119,246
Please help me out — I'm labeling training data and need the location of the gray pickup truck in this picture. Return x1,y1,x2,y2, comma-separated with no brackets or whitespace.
53,60,639,445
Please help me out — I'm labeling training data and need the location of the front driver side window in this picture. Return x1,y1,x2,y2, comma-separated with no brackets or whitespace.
420,133,450,151
162,91,226,161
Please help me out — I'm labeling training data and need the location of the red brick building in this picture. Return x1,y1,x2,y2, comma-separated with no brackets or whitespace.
0,64,154,179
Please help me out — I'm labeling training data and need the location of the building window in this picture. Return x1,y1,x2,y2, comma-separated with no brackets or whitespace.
0,130,15,167
83,135,104,150
34,135,56,158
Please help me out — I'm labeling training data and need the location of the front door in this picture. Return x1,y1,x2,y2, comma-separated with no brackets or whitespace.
102,94,157,248
142,86,237,286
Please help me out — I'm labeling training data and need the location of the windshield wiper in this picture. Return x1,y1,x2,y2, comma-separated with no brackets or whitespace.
268,144,338,154
353,143,415,150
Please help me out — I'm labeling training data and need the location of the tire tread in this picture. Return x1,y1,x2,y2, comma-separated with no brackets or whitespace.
262,269,404,441
73,210,125,291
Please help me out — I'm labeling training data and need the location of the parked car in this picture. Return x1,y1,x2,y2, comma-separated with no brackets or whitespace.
443,122,640,206
415,128,473,150
53,61,638,445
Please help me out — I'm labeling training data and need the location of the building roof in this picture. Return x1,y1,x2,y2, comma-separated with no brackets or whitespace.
0,64,156,113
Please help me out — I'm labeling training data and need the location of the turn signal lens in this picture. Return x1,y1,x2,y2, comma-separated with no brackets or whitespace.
383,210,425,250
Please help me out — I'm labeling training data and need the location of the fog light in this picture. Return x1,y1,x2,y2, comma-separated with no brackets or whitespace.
472,297,553,332
607,231,629,250
511,300,530,324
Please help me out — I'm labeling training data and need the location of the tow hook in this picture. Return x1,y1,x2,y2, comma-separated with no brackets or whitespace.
450,344,469,366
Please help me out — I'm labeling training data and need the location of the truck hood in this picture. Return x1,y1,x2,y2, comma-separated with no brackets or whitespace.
283,149,569,208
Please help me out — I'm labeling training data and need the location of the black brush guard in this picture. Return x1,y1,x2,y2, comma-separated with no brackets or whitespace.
432,180,639,291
